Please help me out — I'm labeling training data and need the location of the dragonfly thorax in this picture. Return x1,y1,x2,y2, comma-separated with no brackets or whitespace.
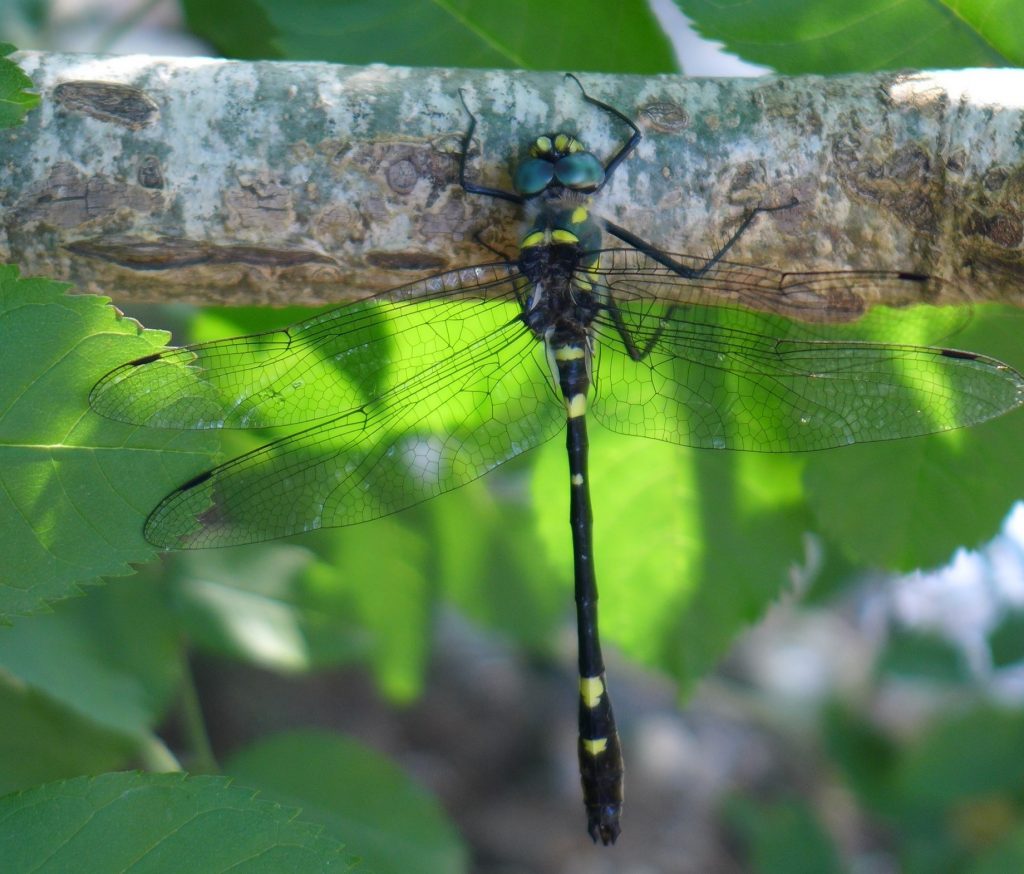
519,203,603,346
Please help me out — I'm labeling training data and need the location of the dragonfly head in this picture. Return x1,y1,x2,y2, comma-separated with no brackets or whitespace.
514,132,605,199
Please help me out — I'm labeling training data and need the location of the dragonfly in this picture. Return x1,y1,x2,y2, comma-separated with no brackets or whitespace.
90,75,1024,844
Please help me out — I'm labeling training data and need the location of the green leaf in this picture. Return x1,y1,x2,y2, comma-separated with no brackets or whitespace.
0,44,39,129
988,610,1024,669
225,730,468,874
0,679,136,796
533,428,808,687
940,0,1024,66
180,0,280,60
0,267,217,620
674,0,1008,73
0,772,356,872
0,573,182,739
183,0,678,73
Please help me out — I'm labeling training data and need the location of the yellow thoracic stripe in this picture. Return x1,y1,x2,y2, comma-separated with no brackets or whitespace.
551,229,579,244
571,206,589,224
521,230,546,248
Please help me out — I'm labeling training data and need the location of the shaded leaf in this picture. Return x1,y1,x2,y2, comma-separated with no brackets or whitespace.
169,543,367,673
225,730,468,874
0,772,356,872
822,702,900,815
0,679,136,796
183,0,677,72
438,460,566,652
0,574,182,738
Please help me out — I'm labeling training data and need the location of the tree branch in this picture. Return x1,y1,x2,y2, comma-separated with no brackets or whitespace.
4,52,1023,306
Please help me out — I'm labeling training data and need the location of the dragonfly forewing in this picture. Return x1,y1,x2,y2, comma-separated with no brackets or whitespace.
90,263,522,430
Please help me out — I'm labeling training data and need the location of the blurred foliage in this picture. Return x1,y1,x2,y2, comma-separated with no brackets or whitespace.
825,699,1024,873
877,628,973,683
723,796,844,874
988,610,1024,668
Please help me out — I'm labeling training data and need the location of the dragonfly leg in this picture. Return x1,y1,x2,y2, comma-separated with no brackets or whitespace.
604,197,799,280
602,296,664,361
470,227,514,260
565,73,641,192
601,198,799,360
457,89,524,205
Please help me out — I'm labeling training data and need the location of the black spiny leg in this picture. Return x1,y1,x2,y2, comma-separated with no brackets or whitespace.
603,198,800,360
457,89,524,205
605,198,798,282
565,73,642,192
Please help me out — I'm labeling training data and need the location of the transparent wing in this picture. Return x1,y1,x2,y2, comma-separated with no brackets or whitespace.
90,262,523,429
144,318,564,548
584,250,1024,451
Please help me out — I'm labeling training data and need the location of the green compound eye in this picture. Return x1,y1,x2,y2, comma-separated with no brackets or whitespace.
514,158,556,195
554,152,605,191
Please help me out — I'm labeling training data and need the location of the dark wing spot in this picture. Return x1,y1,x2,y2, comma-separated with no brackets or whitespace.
941,348,978,360
129,353,162,366
178,469,214,491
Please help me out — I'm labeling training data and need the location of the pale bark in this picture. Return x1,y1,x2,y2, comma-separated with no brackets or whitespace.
3,52,1024,306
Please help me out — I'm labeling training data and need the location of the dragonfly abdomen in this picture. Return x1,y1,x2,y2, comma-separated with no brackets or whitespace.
557,346,625,845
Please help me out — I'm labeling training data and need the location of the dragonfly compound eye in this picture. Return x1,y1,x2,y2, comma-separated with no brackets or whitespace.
515,157,557,196
555,152,605,191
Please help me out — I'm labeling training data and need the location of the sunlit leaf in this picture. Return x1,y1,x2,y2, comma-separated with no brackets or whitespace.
675,0,1009,73
0,267,216,620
